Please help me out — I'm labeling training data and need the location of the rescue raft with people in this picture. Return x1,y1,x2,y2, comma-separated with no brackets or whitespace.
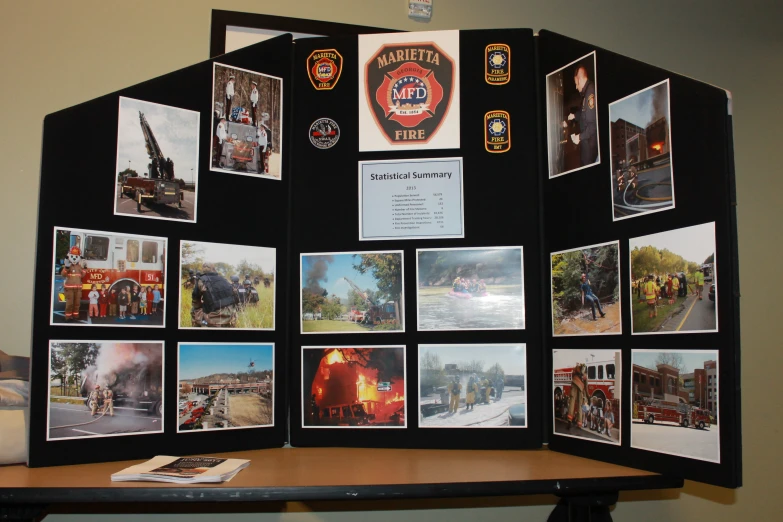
447,277,490,299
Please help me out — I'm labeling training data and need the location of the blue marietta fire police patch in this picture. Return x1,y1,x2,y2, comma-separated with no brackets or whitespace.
309,118,340,149
485,44,510,85
485,110,510,153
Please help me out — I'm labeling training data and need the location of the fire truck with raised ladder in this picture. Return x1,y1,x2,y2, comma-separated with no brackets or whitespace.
54,228,165,308
342,277,399,325
553,357,617,409
119,111,184,212
634,398,711,429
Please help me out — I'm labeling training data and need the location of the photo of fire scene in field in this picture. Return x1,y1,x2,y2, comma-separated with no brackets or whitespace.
50,227,167,327
419,344,526,428
178,343,273,432
553,349,621,445
47,341,163,441
303,347,405,428
609,79,674,220
631,350,719,463
114,97,199,222
546,52,600,178
211,63,283,180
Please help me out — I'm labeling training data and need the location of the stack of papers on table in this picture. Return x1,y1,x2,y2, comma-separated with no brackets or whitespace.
112,455,250,484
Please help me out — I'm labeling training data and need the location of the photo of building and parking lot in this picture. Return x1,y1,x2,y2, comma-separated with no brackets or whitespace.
419,344,526,428
631,350,719,463
178,343,273,432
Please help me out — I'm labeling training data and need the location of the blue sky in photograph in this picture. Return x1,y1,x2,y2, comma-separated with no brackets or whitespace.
610,81,669,128
633,351,717,374
179,343,273,379
301,253,386,301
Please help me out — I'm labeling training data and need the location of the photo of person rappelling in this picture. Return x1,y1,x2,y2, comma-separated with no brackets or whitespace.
416,246,524,331
551,241,621,336
47,341,164,441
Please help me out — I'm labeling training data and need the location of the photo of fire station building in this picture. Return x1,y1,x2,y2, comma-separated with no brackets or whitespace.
632,359,717,417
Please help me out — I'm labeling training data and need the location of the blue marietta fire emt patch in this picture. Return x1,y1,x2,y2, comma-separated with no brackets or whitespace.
485,110,510,153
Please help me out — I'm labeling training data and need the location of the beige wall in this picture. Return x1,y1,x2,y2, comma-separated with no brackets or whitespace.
2,0,779,520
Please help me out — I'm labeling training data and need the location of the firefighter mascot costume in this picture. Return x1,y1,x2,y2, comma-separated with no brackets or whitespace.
567,362,589,428
61,246,87,321
191,264,238,327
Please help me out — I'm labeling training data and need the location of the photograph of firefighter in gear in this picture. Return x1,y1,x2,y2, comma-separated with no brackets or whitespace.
546,51,600,178
210,62,283,180
114,97,199,223
553,349,621,445
418,344,526,428
303,346,405,428
609,79,674,220
179,240,275,330
47,341,164,441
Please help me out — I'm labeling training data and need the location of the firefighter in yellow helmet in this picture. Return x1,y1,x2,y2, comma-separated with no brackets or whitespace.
644,274,659,319
103,387,114,417
61,245,87,321
89,384,102,416
448,376,461,414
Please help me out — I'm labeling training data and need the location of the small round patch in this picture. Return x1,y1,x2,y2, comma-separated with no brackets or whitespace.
588,93,595,110
309,118,340,149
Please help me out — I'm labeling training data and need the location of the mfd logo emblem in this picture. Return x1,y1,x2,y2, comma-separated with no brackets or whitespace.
485,44,510,85
307,49,343,90
365,42,455,144
485,110,510,153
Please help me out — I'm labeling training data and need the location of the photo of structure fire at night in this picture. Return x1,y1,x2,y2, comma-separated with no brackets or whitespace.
302,346,406,428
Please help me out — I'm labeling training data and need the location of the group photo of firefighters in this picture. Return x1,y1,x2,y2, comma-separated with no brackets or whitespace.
211,63,283,179
179,240,276,330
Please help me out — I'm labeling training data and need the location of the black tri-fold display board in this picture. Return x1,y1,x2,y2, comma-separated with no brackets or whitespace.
28,27,740,488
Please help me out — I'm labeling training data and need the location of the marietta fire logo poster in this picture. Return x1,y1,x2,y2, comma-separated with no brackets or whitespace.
358,30,461,152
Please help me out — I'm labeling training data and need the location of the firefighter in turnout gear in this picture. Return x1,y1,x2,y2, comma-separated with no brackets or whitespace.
61,246,87,321
448,377,461,414
89,384,102,416
103,388,114,417
191,264,238,327
567,362,588,428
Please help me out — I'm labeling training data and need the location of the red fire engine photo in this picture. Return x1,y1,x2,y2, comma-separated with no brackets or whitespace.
553,349,621,445
50,227,167,327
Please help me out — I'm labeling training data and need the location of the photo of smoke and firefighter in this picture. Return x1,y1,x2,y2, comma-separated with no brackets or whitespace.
47,341,163,441
302,347,406,428
179,240,275,330
609,79,674,220
419,344,526,428
51,227,167,327
211,62,283,180
178,343,273,432
546,51,600,178
630,222,717,334
553,349,621,445
300,252,403,333
631,350,719,463
416,247,524,331
551,241,621,337
114,97,199,223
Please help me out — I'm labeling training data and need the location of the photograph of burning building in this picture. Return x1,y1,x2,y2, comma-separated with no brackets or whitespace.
211,63,283,180
114,97,199,223
300,252,404,334
177,343,273,432
631,350,719,463
551,241,621,337
47,341,164,441
545,51,600,178
609,79,674,220
416,247,524,331
302,346,406,428
419,344,526,428
553,349,621,445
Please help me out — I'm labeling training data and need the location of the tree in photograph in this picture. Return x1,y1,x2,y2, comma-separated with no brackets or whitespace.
655,352,687,374
180,242,205,278
462,359,485,375
302,290,325,316
420,351,446,389
487,362,505,379
353,253,403,320
55,229,72,265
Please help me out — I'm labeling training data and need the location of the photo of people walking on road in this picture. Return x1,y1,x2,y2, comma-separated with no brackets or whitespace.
50,227,167,327
114,97,199,223
629,222,717,334
631,350,719,463
416,247,524,331
553,349,621,446
211,63,283,180
47,341,164,441
551,241,621,337
609,79,674,220
179,240,276,330
302,346,406,428
177,343,273,432
419,344,526,429
300,251,404,334
546,51,600,178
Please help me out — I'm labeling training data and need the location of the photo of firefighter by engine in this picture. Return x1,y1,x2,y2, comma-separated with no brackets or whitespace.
553,349,621,446
47,341,164,441
302,346,406,428
211,62,283,180
114,97,199,222
609,79,674,220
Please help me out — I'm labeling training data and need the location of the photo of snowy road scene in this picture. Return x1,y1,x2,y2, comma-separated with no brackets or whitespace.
418,344,526,428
